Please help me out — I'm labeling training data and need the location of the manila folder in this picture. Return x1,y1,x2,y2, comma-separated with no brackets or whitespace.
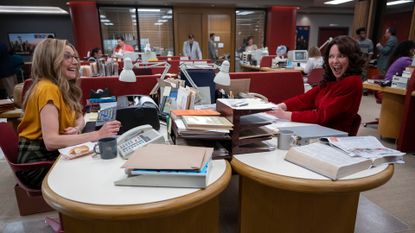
122,144,213,171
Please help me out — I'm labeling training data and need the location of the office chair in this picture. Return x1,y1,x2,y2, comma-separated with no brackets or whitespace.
349,114,362,136
0,123,63,232
306,68,324,87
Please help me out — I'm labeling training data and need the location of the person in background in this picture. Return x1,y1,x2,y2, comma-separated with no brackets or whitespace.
0,42,18,98
376,27,398,74
17,39,121,189
208,33,218,62
244,36,257,52
356,27,374,81
183,33,202,60
267,36,364,134
113,36,134,57
303,46,324,74
384,40,415,81
87,47,103,62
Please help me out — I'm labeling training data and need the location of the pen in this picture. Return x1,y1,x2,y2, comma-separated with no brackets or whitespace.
232,101,248,107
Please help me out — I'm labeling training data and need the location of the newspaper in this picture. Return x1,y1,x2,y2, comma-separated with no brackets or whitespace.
322,136,405,159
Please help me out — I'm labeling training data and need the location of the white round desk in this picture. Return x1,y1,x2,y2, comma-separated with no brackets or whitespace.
42,153,231,233
231,138,394,233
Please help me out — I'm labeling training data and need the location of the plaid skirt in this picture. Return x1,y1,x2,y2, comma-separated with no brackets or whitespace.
16,138,59,189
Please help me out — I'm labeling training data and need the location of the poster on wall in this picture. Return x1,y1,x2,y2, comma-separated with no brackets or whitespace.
8,33,55,55
296,26,310,50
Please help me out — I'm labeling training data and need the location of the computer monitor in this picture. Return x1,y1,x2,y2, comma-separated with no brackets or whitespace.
287,50,308,63
141,52,157,63
123,52,139,62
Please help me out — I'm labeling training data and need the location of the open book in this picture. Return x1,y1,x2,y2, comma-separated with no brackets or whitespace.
320,136,405,166
285,139,404,180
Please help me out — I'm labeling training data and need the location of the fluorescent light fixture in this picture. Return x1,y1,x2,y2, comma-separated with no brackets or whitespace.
137,9,160,12
236,10,240,13
154,22,163,25
158,19,168,23
387,0,413,5
100,15,106,18
236,11,254,15
167,10,172,14
104,23,114,26
132,19,136,23
129,9,135,13
0,5,68,14
324,0,354,5
100,19,110,23
131,14,136,18
162,15,172,19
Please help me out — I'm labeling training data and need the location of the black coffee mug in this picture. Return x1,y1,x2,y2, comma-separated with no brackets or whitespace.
94,137,117,159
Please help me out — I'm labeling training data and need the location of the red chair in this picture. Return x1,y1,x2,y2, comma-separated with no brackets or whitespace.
259,55,276,68
306,68,324,87
0,123,63,232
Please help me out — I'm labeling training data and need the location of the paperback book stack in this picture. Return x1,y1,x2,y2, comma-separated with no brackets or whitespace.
0,99,15,113
169,109,232,159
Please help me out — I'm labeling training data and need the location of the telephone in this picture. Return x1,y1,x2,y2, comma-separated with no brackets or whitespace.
117,124,165,159
238,92,268,102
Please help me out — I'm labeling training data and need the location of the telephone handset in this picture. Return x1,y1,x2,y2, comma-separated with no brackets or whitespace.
117,124,165,159
238,92,268,102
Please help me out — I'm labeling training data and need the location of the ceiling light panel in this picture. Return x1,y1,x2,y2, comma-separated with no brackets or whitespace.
0,5,68,14
324,0,354,5
386,0,413,6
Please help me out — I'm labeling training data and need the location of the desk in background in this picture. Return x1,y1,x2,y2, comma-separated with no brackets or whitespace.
363,82,415,139
231,137,393,233
0,108,23,129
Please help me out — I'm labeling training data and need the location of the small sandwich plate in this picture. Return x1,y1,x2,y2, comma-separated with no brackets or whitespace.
59,142,96,160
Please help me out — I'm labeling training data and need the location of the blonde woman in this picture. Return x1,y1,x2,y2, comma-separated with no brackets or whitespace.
304,46,324,74
17,39,121,188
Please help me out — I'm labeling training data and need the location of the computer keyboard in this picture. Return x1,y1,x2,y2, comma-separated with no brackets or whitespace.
96,107,117,127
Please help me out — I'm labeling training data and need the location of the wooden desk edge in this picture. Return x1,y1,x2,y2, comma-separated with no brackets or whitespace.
231,158,394,193
363,82,410,96
42,161,232,220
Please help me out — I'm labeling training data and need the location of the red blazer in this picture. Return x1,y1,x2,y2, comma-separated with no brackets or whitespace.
284,75,362,133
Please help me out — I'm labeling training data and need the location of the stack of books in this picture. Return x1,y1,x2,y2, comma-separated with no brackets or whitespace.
115,144,213,188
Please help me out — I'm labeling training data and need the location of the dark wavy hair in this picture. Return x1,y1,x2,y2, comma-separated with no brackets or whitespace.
322,35,365,85
387,40,415,68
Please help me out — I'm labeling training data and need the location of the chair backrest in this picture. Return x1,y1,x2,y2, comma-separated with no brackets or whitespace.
259,55,277,68
349,114,361,136
397,72,415,152
0,123,19,165
307,68,324,86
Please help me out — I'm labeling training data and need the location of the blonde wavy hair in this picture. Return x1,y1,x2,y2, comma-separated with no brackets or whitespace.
23,39,83,117
308,46,321,58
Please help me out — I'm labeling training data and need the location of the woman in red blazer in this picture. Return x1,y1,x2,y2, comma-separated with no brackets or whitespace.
268,36,365,134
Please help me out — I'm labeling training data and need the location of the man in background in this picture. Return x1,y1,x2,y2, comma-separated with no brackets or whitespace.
208,33,218,62
183,34,202,60
113,36,134,57
355,27,373,81
376,27,398,74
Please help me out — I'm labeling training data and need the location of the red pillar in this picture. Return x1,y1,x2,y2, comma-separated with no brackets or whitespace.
67,1,102,58
266,6,297,55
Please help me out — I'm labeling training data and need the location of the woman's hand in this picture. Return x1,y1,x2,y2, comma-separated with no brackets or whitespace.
267,108,292,120
63,127,80,135
97,120,121,138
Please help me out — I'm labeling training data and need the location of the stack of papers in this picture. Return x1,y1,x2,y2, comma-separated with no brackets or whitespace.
182,116,233,130
0,99,15,113
217,98,278,110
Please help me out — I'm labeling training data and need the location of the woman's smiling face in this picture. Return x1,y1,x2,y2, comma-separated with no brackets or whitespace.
62,45,79,80
328,44,349,79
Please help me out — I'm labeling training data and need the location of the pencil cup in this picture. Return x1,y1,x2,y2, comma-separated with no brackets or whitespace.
94,137,117,159
278,130,295,150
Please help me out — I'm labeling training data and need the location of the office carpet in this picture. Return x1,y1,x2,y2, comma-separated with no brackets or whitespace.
1,95,414,233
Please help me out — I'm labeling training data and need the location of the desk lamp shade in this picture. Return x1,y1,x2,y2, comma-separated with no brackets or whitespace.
119,57,136,82
214,60,230,86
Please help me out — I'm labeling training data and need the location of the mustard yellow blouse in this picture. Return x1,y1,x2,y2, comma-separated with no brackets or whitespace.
18,79,76,140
